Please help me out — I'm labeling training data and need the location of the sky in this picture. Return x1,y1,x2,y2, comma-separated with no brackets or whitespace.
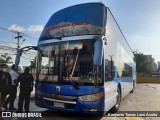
0,0,160,66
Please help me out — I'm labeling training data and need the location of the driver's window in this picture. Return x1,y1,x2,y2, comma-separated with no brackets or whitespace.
105,58,115,81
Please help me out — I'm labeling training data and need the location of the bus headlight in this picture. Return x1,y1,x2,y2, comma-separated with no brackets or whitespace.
79,92,103,102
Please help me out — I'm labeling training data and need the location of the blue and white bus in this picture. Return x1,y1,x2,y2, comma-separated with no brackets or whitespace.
35,3,136,115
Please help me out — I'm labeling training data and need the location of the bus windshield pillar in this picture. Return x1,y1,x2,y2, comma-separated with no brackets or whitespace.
93,38,103,66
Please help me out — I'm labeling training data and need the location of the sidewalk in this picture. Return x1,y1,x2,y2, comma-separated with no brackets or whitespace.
1,87,35,111
2,87,47,114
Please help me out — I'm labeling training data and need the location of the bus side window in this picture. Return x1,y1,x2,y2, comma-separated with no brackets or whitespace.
121,63,132,77
105,59,115,81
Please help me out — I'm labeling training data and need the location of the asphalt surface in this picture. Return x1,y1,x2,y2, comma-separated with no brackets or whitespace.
2,83,160,120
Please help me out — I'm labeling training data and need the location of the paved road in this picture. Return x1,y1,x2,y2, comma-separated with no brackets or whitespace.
119,84,160,111
2,84,160,120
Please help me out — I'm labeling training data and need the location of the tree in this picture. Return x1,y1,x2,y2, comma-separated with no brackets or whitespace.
30,57,36,74
30,59,36,69
0,53,13,64
134,53,152,74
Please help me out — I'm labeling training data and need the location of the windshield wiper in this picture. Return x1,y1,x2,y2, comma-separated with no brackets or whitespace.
69,49,80,90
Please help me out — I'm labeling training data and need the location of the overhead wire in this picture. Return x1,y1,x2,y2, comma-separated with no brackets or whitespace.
0,25,38,40
0,25,39,63
0,40,17,44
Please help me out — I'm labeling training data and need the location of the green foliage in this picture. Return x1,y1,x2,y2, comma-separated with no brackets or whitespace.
30,58,36,69
0,53,12,64
134,53,152,73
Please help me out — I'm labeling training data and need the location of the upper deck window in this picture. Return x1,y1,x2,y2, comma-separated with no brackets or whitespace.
39,3,106,40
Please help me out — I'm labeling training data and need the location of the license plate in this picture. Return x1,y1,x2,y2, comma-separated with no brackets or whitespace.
54,102,65,108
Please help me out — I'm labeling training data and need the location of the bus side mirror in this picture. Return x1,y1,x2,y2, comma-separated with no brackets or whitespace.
102,36,108,45
93,39,103,66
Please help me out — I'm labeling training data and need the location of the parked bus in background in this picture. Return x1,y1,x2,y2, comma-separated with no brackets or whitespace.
35,3,136,115
151,72,160,77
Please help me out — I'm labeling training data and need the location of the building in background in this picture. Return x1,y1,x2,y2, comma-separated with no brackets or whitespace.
157,62,160,72
152,58,157,72
144,55,157,72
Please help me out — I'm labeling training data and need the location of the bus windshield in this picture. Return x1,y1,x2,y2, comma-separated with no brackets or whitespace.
37,39,102,85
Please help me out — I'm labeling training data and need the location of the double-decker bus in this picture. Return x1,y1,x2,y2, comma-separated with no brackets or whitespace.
35,3,136,115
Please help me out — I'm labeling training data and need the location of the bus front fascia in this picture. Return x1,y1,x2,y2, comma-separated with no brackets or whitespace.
15,35,107,87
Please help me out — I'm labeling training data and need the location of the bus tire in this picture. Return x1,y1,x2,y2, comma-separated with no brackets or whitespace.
130,81,135,93
110,87,121,113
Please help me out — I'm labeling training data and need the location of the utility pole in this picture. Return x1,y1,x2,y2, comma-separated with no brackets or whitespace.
15,32,23,51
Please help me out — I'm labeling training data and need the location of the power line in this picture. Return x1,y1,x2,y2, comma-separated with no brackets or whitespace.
0,44,17,49
0,51,36,58
0,25,38,40
0,41,36,50
0,44,37,56
0,40,17,44
0,26,17,33
0,53,15,55
0,46,16,51
0,25,39,64
0,48,36,56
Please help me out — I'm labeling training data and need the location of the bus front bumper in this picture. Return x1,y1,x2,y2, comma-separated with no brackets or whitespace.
35,94,104,115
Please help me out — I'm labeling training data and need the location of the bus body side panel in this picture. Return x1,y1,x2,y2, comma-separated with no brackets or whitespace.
104,7,135,104
103,81,117,112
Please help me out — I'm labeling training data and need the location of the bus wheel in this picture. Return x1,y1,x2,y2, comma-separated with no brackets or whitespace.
110,88,121,113
130,81,135,93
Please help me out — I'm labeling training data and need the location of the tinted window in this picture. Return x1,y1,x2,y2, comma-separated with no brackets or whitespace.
121,64,132,77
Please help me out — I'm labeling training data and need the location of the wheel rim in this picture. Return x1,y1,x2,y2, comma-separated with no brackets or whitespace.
115,90,120,109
